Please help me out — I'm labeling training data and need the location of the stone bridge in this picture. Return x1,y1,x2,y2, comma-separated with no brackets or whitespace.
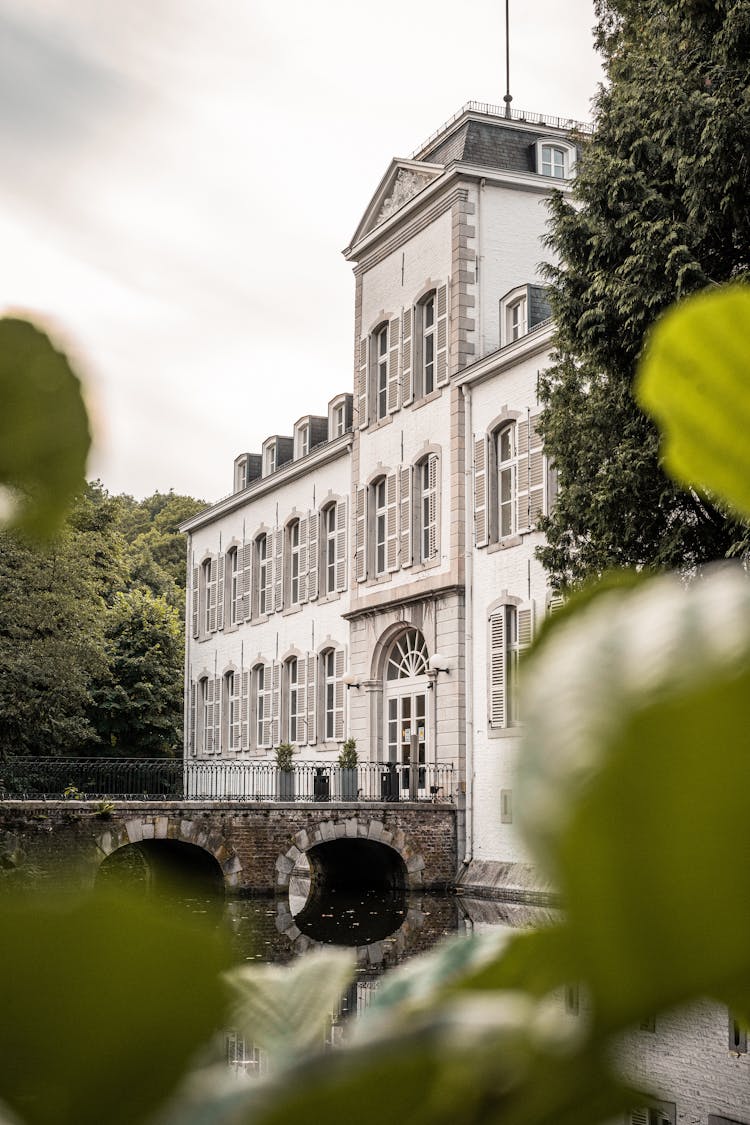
0,800,458,895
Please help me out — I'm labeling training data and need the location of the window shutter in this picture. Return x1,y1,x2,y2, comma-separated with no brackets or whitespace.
296,655,307,741
548,592,565,615
387,315,400,413
516,417,530,532
271,661,280,746
386,471,399,572
435,282,449,386
399,466,412,568
401,306,413,405
358,337,369,428
213,676,222,754
334,649,345,740
355,486,367,582
308,510,319,601
189,681,196,755
427,453,439,560
307,652,317,745
489,611,506,728
207,558,218,632
273,528,284,612
528,414,545,526
240,543,252,621
474,435,488,547
298,515,309,604
518,601,535,652
231,677,241,751
191,566,199,638
335,499,347,591
205,678,215,752
240,670,250,750
216,554,225,631
629,1111,649,1125
261,665,272,749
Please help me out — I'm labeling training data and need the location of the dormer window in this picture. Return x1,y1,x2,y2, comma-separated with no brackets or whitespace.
237,459,247,490
266,444,276,475
535,138,576,180
334,404,345,436
508,297,527,342
298,423,310,458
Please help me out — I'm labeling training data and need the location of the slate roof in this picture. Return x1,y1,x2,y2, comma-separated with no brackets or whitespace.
421,119,571,174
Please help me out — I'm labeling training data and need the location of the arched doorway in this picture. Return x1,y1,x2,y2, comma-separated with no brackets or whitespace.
384,628,429,798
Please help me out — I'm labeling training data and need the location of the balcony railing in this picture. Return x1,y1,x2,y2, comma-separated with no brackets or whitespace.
0,757,455,803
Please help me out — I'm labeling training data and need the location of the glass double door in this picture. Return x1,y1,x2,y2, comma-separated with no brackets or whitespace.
386,691,427,796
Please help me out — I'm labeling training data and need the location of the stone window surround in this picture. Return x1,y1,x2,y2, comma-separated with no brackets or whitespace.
534,137,577,180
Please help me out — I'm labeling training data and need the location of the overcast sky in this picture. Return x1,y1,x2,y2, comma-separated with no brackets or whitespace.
0,0,604,504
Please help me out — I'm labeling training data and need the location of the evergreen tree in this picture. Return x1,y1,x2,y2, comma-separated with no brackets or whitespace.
538,0,750,589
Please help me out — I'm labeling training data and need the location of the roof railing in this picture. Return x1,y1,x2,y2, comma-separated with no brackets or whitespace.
411,100,594,160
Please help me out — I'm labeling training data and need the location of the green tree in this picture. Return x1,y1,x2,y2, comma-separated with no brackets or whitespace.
91,588,184,757
537,0,750,589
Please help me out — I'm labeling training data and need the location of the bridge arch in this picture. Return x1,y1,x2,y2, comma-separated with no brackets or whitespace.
95,814,243,890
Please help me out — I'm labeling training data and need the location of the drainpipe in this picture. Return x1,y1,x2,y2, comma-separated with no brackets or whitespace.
462,383,474,868
184,534,192,796
477,179,486,357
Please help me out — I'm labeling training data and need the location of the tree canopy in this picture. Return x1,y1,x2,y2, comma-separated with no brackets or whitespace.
537,0,750,589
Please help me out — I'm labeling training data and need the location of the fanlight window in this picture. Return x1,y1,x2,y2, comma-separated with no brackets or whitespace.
386,629,429,680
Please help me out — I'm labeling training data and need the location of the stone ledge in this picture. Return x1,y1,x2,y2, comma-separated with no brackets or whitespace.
457,859,559,906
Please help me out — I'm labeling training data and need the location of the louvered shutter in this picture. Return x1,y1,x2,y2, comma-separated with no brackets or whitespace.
528,414,545,526
298,516,309,603
207,559,218,632
427,453,439,560
213,676,222,754
357,337,369,428
474,435,489,547
308,510,319,601
548,592,565,615
241,542,252,621
216,554,225,631
205,679,215,752
516,417,530,532
386,471,399,572
261,665,272,749
296,655,307,742
401,306,413,405
307,653,317,745
191,566,199,638
335,499,347,591
334,649,345,740
231,675,241,750
629,1111,649,1125
189,681,196,755
518,601,535,652
387,315,400,413
273,528,284,612
489,611,506,728
435,283,449,386
271,661,280,746
399,466,412,567
355,486,367,582
240,670,250,750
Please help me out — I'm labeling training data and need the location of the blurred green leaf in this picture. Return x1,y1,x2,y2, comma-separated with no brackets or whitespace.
0,889,229,1125
636,284,750,519
225,948,355,1065
0,317,90,536
519,567,750,1030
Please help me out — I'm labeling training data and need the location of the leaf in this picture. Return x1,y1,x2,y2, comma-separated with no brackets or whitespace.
224,947,355,1064
0,889,229,1125
518,567,750,1029
0,317,91,537
221,993,632,1125
636,284,750,518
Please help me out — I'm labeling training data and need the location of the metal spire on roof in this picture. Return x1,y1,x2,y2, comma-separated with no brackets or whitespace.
503,0,512,118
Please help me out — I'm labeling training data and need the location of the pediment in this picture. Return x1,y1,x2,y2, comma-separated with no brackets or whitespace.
347,159,444,251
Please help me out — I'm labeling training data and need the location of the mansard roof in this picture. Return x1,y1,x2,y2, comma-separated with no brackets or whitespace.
345,101,590,257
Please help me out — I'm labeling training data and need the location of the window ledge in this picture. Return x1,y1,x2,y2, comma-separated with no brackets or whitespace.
411,557,440,574
223,622,240,635
282,604,303,617
487,535,523,554
409,388,442,412
368,414,393,433
317,591,341,605
487,725,523,739
252,613,271,626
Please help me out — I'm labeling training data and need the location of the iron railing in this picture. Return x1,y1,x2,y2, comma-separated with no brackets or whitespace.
0,757,455,803
410,99,594,159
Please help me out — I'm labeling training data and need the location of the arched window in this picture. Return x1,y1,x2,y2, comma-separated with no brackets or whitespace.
384,629,429,795
386,629,430,679
374,323,389,420
495,423,516,540
256,534,270,616
223,670,240,751
541,143,566,178
254,664,270,749
288,520,301,605
418,292,436,397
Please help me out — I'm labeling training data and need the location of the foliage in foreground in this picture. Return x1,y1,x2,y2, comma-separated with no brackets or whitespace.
537,0,750,588
1,285,748,1124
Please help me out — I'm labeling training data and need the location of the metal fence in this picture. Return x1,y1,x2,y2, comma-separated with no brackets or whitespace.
0,757,455,803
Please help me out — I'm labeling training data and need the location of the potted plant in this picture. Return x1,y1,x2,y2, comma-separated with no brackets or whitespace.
275,743,295,801
338,738,359,801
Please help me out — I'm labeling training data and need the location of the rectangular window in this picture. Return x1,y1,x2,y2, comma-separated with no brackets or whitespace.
423,295,435,395
256,666,269,747
334,404,345,436
290,522,300,604
324,650,335,740
489,604,525,728
298,424,310,458
288,659,298,743
541,144,565,178
377,326,388,420
266,445,276,474
227,672,239,749
229,549,240,626
258,536,269,616
497,426,516,539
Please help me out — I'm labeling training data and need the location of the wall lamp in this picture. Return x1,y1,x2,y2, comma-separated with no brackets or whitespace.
427,653,452,689
343,673,361,690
